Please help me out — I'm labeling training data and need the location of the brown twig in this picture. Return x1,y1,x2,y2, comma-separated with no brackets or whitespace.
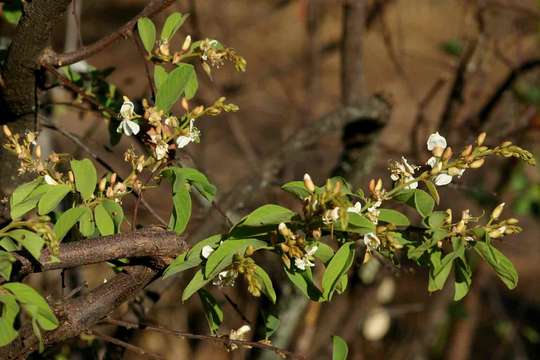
104,318,306,359
91,330,166,360
41,0,176,67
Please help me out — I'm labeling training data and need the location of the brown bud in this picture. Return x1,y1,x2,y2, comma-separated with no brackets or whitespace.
506,218,519,225
2,125,12,138
375,178,383,192
181,98,189,111
469,158,485,168
476,132,487,146
110,173,117,185
368,179,376,193
442,146,453,161
106,187,114,198
490,202,505,220
461,144,473,157
303,173,315,193
98,177,107,192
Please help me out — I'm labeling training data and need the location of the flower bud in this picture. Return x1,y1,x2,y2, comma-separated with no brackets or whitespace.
431,162,443,175
448,167,462,176
490,202,505,220
278,222,288,237
368,179,376,193
312,228,321,239
501,141,512,147
2,125,12,138
488,229,503,238
469,158,485,168
34,145,41,158
506,218,519,225
98,177,107,192
442,146,453,161
303,173,315,192
333,180,341,195
192,106,204,116
110,172,117,185
432,145,444,158
445,208,452,224
181,98,189,111
461,144,473,157
245,245,255,256
68,171,75,183
375,178,383,192
331,207,340,221
106,187,114,198
455,220,465,233
182,35,192,51
476,132,486,146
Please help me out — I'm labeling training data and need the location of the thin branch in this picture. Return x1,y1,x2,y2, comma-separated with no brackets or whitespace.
41,0,176,67
91,330,166,360
104,318,306,360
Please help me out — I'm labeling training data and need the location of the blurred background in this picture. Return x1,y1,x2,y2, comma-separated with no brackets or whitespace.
3,0,540,358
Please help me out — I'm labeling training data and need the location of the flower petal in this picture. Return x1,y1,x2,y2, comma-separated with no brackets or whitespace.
427,132,447,151
176,135,192,148
434,173,453,186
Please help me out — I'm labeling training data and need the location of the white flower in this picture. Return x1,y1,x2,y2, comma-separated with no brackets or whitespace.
155,142,169,160
426,156,438,168
427,132,447,151
401,156,417,173
433,173,453,186
403,175,418,190
347,202,362,214
44,175,58,185
294,245,318,270
229,325,251,349
366,200,382,224
176,119,200,148
212,269,237,287
201,245,214,259
117,119,140,136
363,232,381,250
120,96,136,119
322,207,340,225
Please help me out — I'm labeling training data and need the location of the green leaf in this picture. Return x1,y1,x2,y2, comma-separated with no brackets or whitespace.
238,204,296,227
154,65,168,91
10,182,48,219
260,309,280,339
0,293,20,347
186,234,223,261
71,159,97,201
414,189,434,218
165,167,217,201
198,289,223,335
184,69,198,100
426,211,447,229
137,17,156,53
182,269,212,301
78,207,95,237
281,181,311,199
2,0,22,25
322,242,355,301
332,335,349,360
3,282,59,330
155,63,197,112
162,253,202,279
160,12,188,41
168,179,192,235
428,251,455,292
454,259,472,301
38,184,71,215
7,230,44,261
205,239,267,279
0,237,18,252
94,204,115,236
424,180,440,205
0,251,15,281
284,266,322,301
11,177,43,207
54,207,87,241
378,209,410,226
101,199,124,233
254,265,277,303
314,242,335,264
347,213,375,232
474,241,518,289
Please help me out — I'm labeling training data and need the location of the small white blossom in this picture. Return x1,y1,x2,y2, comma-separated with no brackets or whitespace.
433,173,453,186
363,232,381,250
176,119,200,148
117,119,140,136
389,157,418,189
201,245,214,259
44,175,58,185
427,132,447,151
212,269,238,287
155,142,169,160
322,207,340,225
229,325,251,349
366,200,382,224
347,201,362,214
294,245,318,270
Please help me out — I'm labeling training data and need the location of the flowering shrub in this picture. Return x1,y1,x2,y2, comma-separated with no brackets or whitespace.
0,10,536,357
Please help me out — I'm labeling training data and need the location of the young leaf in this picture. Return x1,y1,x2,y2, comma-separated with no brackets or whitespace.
137,17,156,54
0,251,15,281
454,259,472,301
78,207,95,237
160,12,188,41
165,167,217,201
414,189,434,218
428,251,455,292
154,65,168,91
474,241,518,289
314,242,335,264
155,63,196,112
168,179,192,235
94,204,115,236
378,209,410,227
184,70,198,100
237,204,296,227
424,180,440,205
198,289,223,335
426,211,447,229
254,265,277,303
347,213,375,232
10,183,48,219
281,181,311,199
101,199,124,232
205,239,267,279
11,177,43,207
70,159,97,201
322,242,355,301
54,207,87,241
0,293,20,347
332,335,349,360
260,309,280,339
162,253,202,279
37,184,71,215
